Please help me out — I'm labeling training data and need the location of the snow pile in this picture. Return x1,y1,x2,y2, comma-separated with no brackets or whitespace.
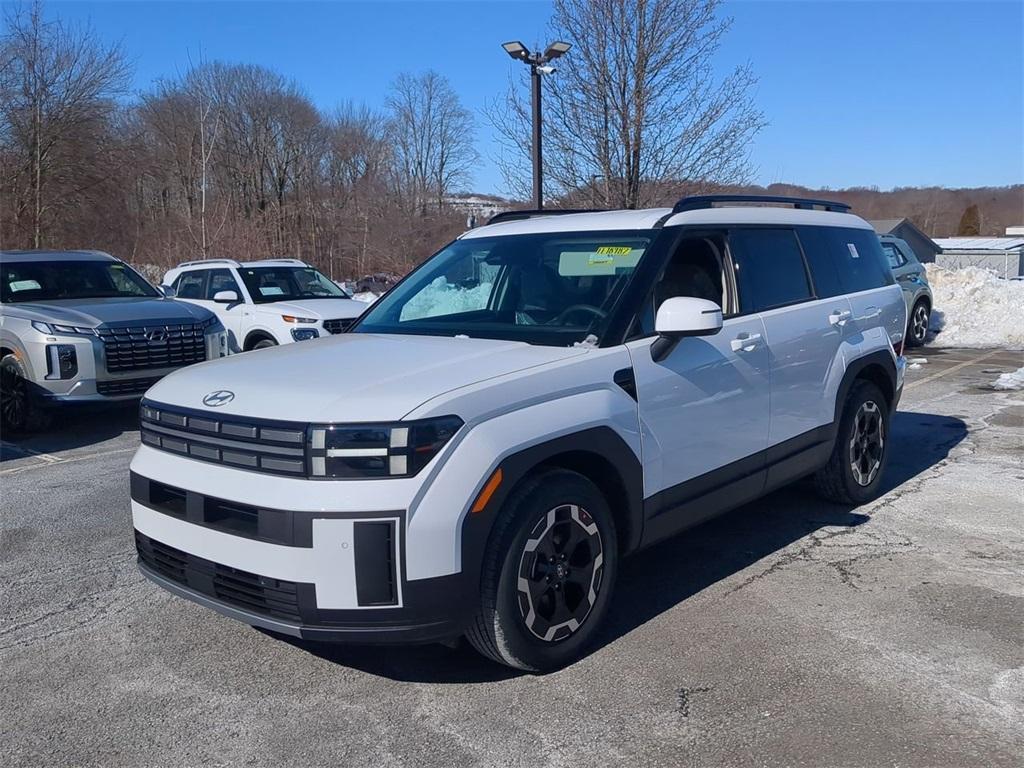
991,367,1024,391
926,266,1024,349
352,291,380,304
399,277,493,320
908,358,928,370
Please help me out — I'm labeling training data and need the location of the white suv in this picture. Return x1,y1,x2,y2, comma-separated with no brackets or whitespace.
162,259,366,352
130,196,907,671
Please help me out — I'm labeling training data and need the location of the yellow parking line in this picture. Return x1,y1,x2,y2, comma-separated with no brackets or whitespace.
904,349,1001,391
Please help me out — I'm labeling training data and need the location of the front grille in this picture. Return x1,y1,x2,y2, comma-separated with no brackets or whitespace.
98,322,206,373
140,401,307,476
135,531,302,623
97,377,162,396
323,317,355,334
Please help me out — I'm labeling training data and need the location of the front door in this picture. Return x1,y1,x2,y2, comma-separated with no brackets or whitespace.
625,230,771,543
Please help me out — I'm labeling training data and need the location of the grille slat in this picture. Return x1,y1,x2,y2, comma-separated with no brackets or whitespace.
323,317,355,334
140,401,308,477
99,322,206,373
97,377,162,396
135,532,302,623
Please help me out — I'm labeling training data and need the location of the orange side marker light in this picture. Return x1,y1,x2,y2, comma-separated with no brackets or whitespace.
471,468,503,514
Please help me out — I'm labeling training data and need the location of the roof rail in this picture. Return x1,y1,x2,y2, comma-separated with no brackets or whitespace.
176,258,242,268
672,194,851,214
487,208,605,225
257,258,308,265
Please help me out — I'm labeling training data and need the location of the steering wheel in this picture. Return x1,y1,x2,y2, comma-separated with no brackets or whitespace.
547,303,608,326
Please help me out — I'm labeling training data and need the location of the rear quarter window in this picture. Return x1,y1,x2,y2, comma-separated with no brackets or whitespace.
827,228,895,293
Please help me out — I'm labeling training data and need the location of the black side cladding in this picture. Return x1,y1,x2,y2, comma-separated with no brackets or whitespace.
353,521,398,606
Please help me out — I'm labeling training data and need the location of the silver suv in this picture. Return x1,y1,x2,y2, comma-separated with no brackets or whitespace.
1,250,226,432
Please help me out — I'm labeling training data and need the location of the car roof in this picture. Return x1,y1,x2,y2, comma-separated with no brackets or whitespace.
0,249,117,262
461,206,872,239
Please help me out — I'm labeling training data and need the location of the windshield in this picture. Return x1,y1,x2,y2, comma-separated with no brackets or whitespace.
1,260,159,303
237,266,350,303
354,230,652,346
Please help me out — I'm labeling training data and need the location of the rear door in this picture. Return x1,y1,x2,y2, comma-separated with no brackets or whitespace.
729,227,848,450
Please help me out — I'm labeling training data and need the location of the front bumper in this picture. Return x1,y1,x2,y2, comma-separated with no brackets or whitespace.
130,470,477,643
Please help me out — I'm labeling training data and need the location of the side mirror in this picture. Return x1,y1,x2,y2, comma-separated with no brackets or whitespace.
159,285,177,299
213,290,239,304
651,296,723,362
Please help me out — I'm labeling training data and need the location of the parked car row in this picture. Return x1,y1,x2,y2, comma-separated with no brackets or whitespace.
0,252,367,432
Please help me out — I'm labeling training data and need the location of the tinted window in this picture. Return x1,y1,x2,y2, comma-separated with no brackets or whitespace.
796,227,844,299
174,271,206,299
205,269,240,300
1,260,158,303
729,228,812,312
826,228,895,293
881,242,907,269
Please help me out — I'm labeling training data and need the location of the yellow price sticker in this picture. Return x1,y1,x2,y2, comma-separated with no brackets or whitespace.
595,246,633,256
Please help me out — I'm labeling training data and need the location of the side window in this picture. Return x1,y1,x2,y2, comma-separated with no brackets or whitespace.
826,228,895,292
881,242,906,269
796,227,844,299
729,228,812,313
174,270,206,299
204,269,241,300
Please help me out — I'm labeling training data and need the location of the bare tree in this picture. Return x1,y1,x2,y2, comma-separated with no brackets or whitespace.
490,0,766,208
387,71,478,211
0,0,129,247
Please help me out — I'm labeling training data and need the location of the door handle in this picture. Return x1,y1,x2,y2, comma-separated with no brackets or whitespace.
730,332,762,352
829,309,852,326
860,306,881,320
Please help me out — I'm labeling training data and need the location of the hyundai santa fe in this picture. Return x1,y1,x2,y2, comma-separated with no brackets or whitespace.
128,195,907,671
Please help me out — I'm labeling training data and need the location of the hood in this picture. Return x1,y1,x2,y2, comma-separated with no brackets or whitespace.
145,333,587,422
256,298,366,320
8,297,213,327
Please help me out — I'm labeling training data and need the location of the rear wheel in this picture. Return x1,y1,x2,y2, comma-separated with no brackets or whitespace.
1,354,50,434
814,380,890,505
906,300,929,347
466,469,618,672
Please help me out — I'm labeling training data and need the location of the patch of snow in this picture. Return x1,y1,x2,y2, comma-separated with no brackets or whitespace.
991,367,1024,391
399,277,493,321
926,266,1024,350
352,291,380,304
573,334,599,348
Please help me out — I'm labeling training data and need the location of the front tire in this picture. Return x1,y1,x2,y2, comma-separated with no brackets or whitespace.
251,338,277,350
814,380,890,505
906,300,929,347
0,354,50,434
466,469,618,672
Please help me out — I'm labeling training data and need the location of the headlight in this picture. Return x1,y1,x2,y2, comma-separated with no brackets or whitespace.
31,321,96,336
308,416,463,478
290,328,319,342
282,315,317,324
199,316,221,330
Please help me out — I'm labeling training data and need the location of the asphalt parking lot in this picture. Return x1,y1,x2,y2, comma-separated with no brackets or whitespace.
2,347,1022,767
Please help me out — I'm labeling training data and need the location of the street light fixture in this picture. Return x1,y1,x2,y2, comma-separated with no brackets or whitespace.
502,39,572,210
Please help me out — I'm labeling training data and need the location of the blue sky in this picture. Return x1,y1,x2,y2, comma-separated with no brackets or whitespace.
37,0,1024,195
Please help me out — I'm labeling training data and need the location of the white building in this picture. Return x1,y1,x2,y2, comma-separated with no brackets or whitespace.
934,236,1024,278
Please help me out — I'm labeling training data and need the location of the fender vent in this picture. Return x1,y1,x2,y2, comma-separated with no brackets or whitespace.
613,367,637,401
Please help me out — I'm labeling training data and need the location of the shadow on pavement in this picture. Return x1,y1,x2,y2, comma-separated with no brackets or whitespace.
0,402,140,460
270,410,968,683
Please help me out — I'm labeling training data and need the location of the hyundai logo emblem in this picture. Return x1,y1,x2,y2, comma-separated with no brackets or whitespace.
146,329,167,342
202,390,235,407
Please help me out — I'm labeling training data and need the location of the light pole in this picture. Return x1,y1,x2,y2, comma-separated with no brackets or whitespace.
502,40,571,210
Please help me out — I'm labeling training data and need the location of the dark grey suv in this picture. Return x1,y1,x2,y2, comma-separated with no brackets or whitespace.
1,250,226,432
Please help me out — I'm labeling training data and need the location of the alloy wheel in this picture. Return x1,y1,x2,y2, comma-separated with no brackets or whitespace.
0,366,27,431
849,400,884,486
912,304,929,342
516,504,604,642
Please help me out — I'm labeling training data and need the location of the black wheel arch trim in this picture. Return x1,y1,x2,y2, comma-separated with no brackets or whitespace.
460,427,644,596
835,350,898,421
